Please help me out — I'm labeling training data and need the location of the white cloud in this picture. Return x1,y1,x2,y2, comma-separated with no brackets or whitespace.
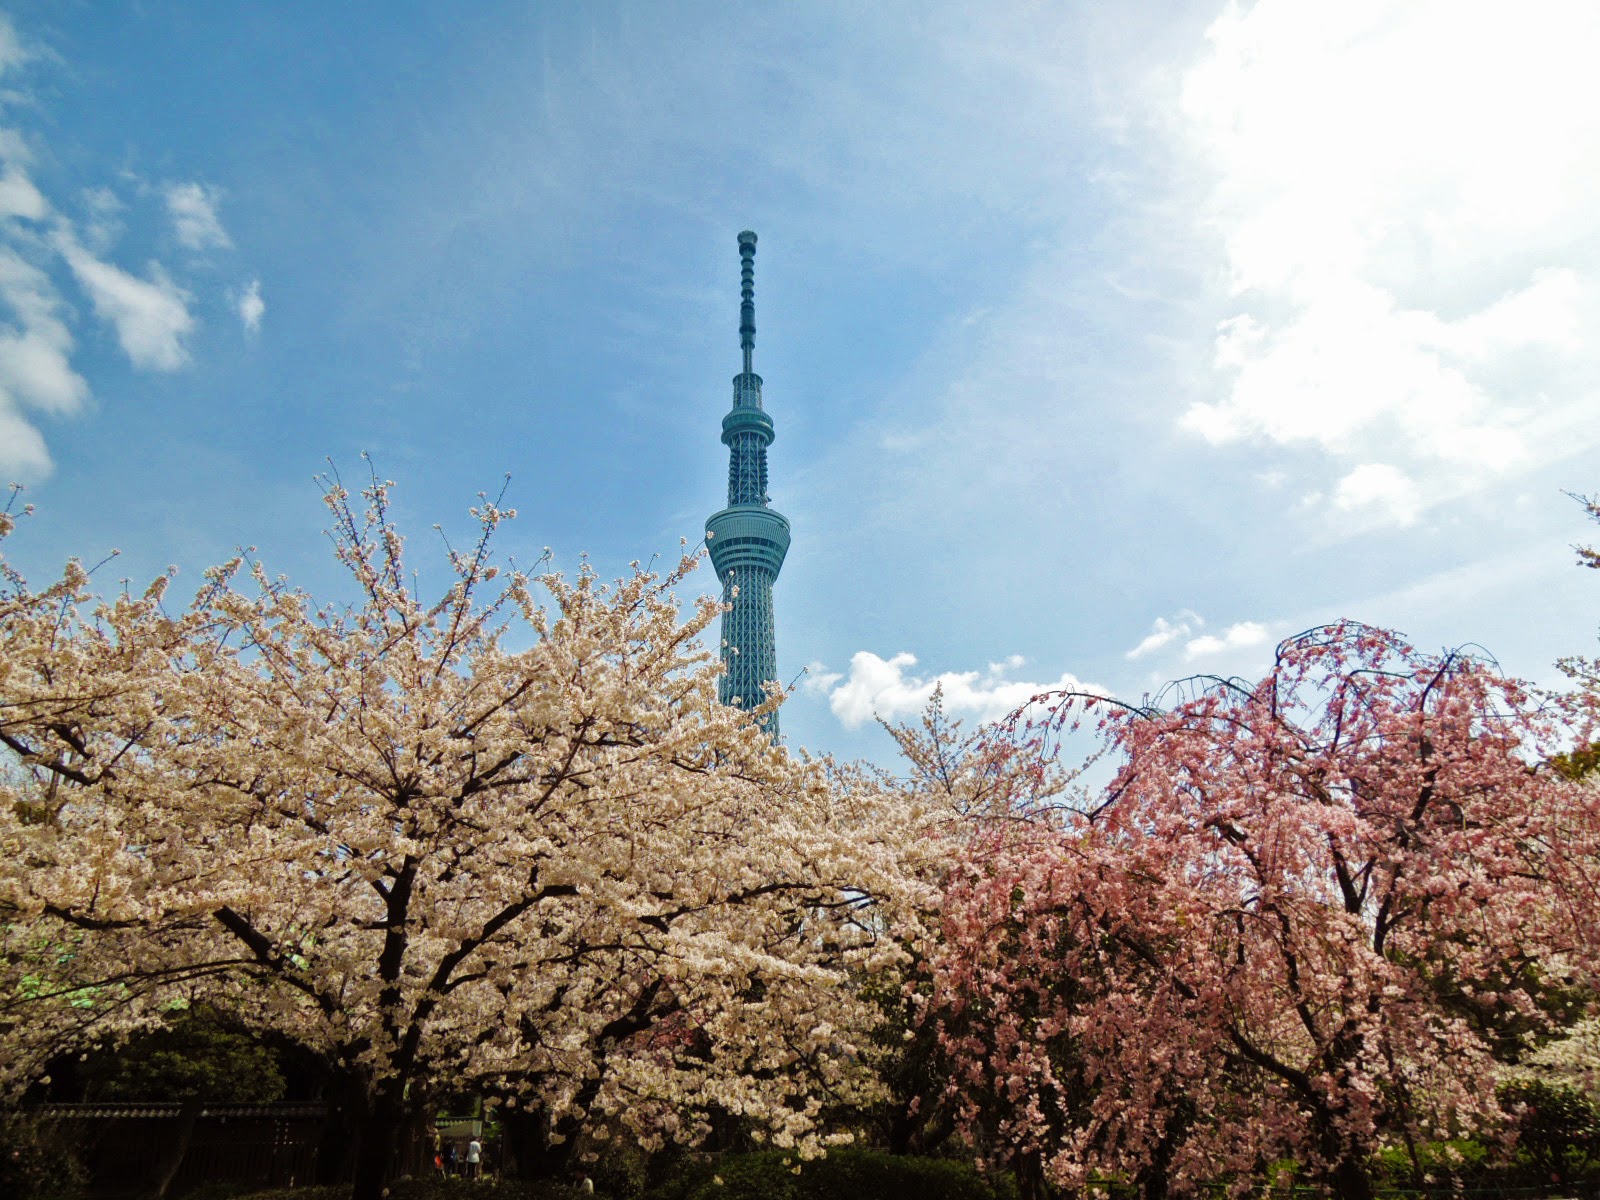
0,15,30,77
54,226,194,370
1173,0,1600,526
818,650,1102,729
799,660,843,696
0,248,87,478
0,165,45,221
1126,611,1202,659
79,186,125,252
1332,463,1422,527
0,27,80,478
0,320,85,415
164,182,232,251
0,403,48,475
237,278,264,334
1125,612,1273,665
0,15,220,476
1184,621,1270,661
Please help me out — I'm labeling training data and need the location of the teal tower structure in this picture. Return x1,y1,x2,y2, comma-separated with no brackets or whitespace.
706,231,790,733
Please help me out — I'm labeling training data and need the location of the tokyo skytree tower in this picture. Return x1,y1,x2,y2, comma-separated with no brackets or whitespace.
705,231,791,734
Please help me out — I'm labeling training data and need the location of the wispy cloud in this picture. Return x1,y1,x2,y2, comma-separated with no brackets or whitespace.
54,225,193,370
0,163,44,221
0,17,267,475
1330,463,1422,527
815,650,1102,729
1126,611,1273,665
164,181,232,252
798,659,843,696
1126,611,1203,659
1184,620,1270,661
0,23,78,478
0,248,86,477
78,186,124,252
0,404,48,475
0,14,30,75
0,249,87,411
237,278,264,334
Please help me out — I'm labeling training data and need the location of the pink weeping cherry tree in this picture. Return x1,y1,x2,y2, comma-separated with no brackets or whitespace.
929,623,1600,1200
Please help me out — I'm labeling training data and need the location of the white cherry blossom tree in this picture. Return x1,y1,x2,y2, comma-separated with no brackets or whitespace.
1,475,922,1197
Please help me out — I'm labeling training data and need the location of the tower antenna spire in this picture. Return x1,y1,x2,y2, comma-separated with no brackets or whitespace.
738,230,757,375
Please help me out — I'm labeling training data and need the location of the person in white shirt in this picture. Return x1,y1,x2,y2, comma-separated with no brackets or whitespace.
466,1138,482,1179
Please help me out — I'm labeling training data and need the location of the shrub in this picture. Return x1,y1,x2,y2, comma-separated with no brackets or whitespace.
217,1185,585,1200
642,1150,719,1200
386,1184,588,1200
661,1147,1002,1200
582,1137,648,1200
177,1184,287,1200
0,1112,91,1200
1501,1078,1600,1185
678,1150,800,1200
1371,1137,1494,1188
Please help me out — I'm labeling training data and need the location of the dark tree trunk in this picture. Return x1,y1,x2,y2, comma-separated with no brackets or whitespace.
1312,1104,1375,1200
151,1098,201,1198
886,1097,956,1157
1327,1155,1376,1200
886,1101,914,1156
351,1078,408,1200
1136,1098,1195,1200
315,1069,366,1184
911,1112,957,1157
504,1106,582,1180
1014,1155,1048,1200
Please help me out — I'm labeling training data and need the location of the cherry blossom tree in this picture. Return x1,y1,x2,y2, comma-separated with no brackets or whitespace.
930,624,1600,1200
0,475,922,1198
1557,490,1600,778
1568,490,1600,575
842,691,1077,1160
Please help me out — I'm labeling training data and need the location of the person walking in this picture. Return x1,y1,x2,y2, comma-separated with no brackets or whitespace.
466,1137,482,1179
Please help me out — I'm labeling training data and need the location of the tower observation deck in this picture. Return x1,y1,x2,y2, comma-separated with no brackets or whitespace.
705,231,790,734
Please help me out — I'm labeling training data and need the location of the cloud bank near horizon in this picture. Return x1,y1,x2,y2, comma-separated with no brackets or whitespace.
804,650,1104,729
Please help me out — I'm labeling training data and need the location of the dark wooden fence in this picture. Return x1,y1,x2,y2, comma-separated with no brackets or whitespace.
31,1102,328,1194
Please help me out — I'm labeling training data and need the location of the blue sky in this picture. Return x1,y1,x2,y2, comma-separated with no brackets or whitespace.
2,1,1597,762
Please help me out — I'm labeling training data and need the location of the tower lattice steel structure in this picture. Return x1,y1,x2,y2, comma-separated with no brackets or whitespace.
706,231,790,734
